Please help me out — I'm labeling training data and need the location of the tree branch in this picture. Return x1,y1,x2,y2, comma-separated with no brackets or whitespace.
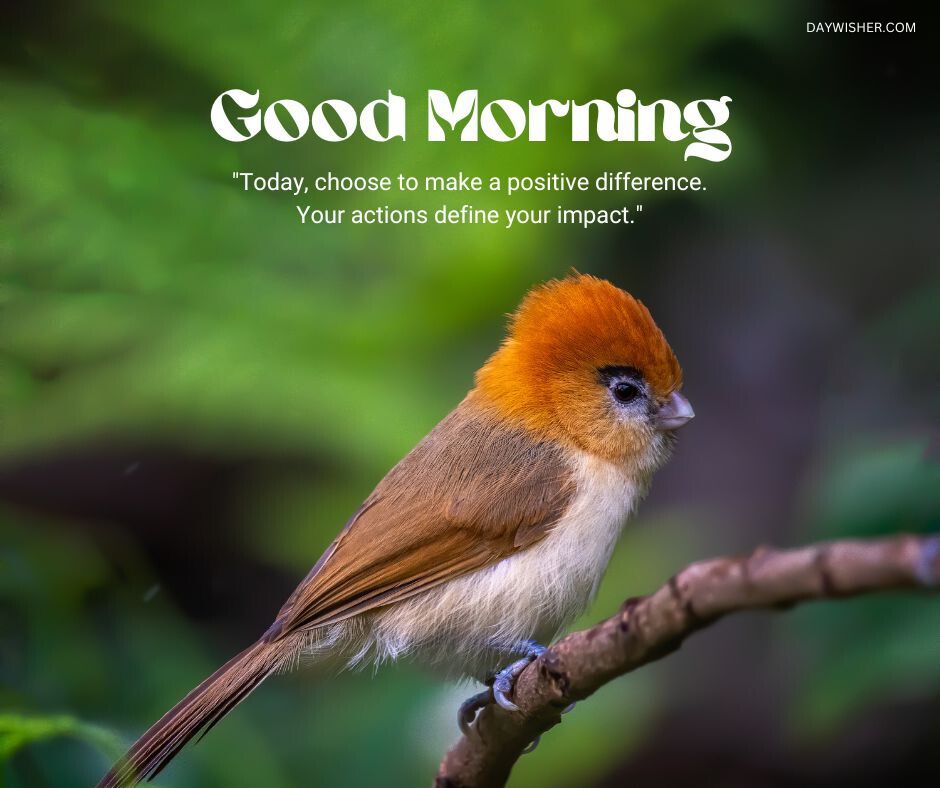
435,534,940,788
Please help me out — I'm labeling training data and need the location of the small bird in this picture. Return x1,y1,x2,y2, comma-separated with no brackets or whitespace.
98,274,693,786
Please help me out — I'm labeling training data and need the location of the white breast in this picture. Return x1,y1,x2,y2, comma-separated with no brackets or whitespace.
328,451,643,678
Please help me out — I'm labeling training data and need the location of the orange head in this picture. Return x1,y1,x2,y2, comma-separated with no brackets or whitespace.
474,274,693,468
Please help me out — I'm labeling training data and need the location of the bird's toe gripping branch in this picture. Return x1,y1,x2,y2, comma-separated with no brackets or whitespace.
457,641,548,737
492,642,547,712
458,690,493,738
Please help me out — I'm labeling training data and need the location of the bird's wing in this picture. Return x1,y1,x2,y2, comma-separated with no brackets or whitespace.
263,397,576,640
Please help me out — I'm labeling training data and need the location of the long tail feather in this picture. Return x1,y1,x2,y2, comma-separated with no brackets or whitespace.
97,641,281,787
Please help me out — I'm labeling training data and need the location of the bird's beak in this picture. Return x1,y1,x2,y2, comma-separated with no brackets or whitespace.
655,391,695,431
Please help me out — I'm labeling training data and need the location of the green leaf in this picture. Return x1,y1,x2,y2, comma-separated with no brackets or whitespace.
0,712,123,763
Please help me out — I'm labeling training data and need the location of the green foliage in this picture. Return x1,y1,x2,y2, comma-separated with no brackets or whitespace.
0,0,772,462
0,713,123,763
785,439,940,735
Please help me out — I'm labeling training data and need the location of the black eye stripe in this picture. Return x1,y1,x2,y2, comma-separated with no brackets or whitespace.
598,365,641,383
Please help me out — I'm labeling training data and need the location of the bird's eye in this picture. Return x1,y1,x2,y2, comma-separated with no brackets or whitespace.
612,381,639,404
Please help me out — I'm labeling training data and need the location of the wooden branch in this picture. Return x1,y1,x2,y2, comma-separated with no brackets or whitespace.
436,534,940,788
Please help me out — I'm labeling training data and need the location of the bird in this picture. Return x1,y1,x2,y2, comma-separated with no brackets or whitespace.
97,274,694,787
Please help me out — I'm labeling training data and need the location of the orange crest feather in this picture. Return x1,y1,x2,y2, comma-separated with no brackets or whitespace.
475,275,682,447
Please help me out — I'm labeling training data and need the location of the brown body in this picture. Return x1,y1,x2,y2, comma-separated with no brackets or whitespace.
98,275,691,786
266,399,576,640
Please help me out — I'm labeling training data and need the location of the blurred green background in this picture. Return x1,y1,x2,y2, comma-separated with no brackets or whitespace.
1,1,937,786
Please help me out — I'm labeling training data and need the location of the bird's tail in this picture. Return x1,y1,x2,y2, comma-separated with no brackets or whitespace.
97,640,282,788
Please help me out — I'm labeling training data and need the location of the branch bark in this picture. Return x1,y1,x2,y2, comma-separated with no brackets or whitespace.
436,534,940,788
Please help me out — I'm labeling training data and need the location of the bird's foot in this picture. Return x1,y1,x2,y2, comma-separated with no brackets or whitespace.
457,640,548,737
492,640,546,712
458,689,493,738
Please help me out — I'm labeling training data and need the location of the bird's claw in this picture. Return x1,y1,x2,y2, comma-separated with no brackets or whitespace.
492,642,546,712
458,689,493,738
458,641,547,735
492,657,529,711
